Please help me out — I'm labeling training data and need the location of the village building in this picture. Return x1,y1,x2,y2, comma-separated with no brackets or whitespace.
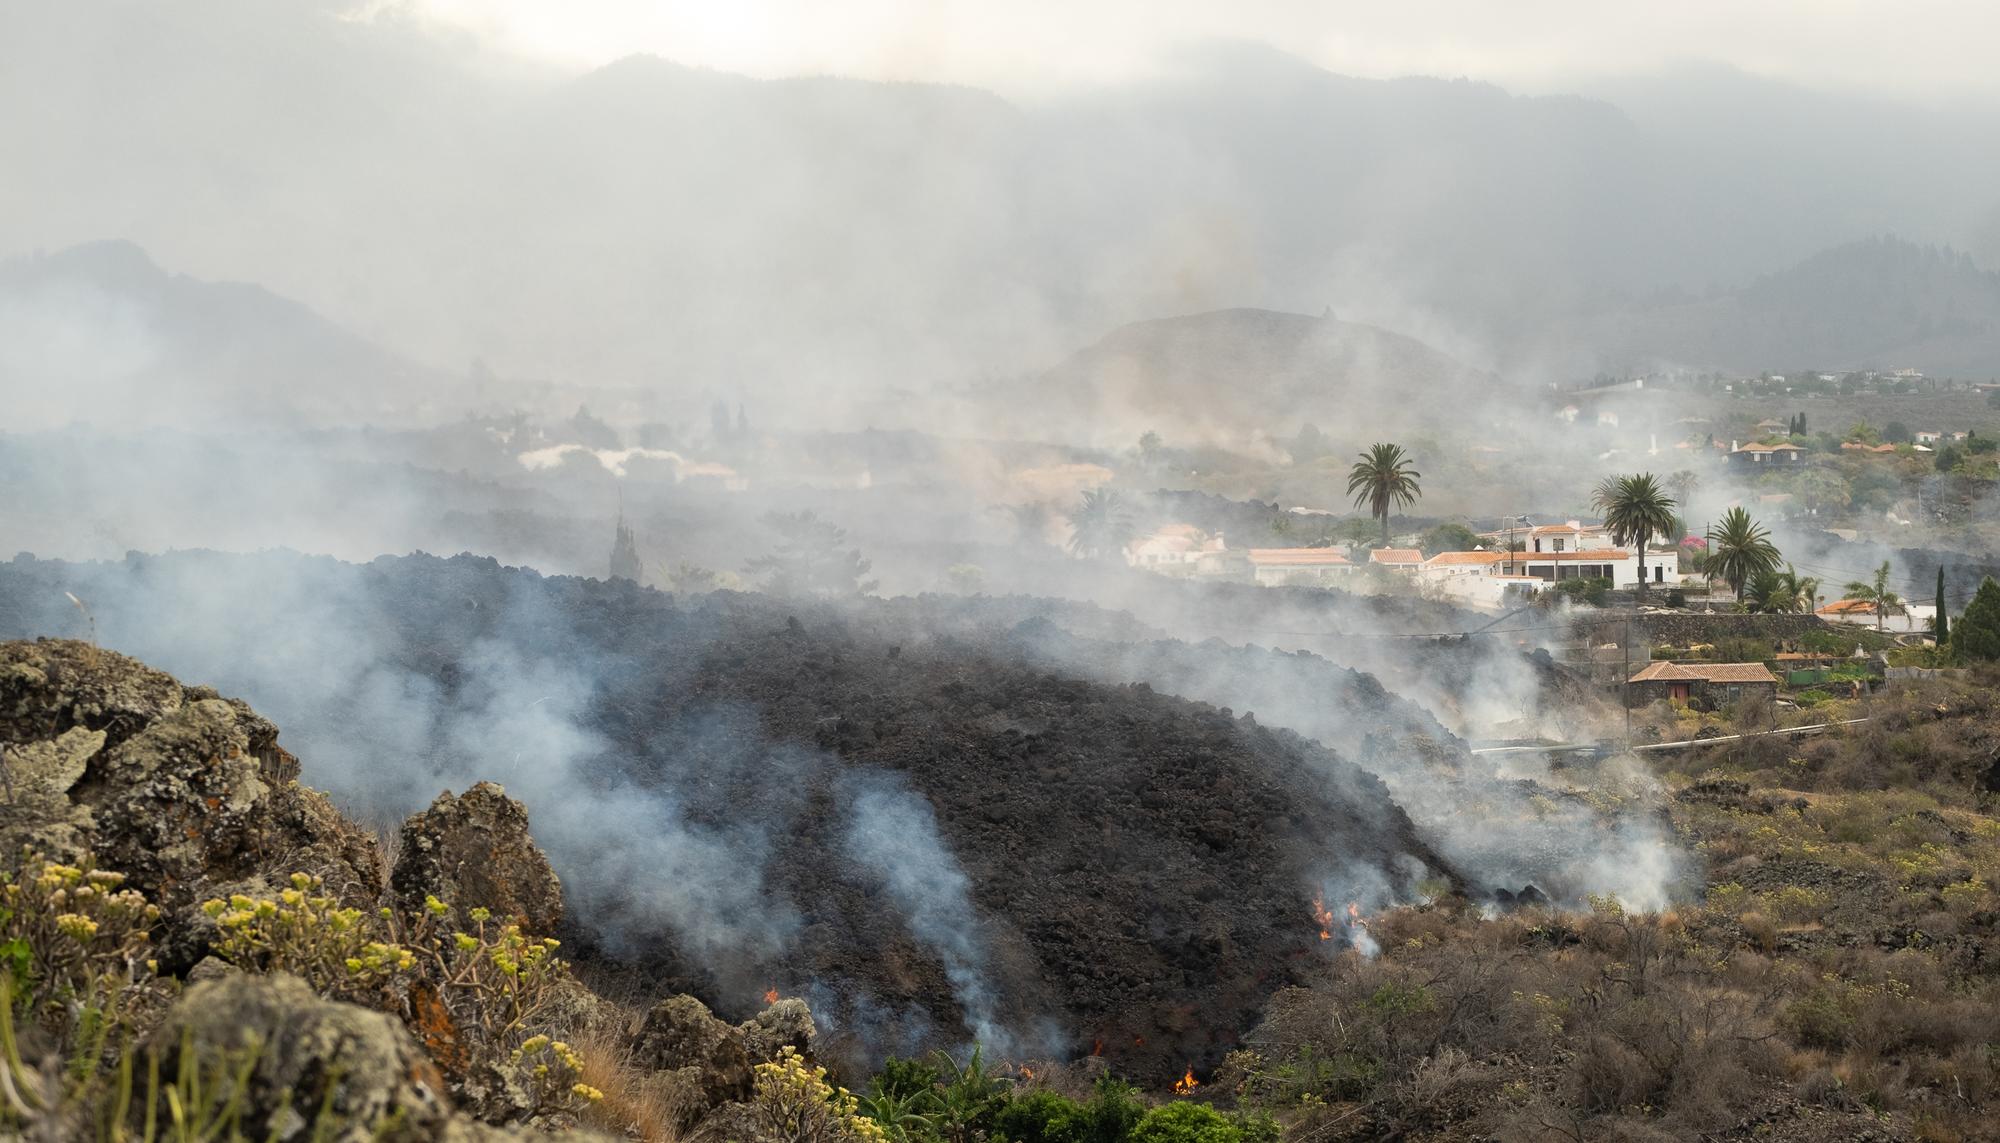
1915,430,1943,445
1729,440,1806,466
1246,547,1355,586
1367,548,1424,570
1816,597,1936,635
1127,524,1226,569
1625,661,1779,708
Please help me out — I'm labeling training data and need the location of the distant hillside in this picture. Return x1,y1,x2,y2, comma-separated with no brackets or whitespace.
1017,308,1495,444
1585,236,2000,376
13,3,2000,397
0,241,441,429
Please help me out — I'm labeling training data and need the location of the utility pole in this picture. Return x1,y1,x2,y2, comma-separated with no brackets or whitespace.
1623,611,1633,746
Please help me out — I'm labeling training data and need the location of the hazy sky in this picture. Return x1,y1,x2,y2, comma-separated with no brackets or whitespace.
402,0,2000,103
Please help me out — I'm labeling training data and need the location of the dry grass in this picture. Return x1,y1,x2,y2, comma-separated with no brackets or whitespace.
574,1023,687,1142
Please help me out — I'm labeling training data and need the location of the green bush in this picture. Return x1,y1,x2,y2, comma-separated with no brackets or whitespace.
1550,577,1612,607
1794,689,1833,707
871,1056,942,1101
1129,1101,1241,1143
992,1090,1085,1143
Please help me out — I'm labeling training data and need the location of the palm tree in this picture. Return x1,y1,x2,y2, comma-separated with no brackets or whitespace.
1065,488,1134,561
1600,473,1678,601
1705,506,1781,600
1746,563,1820,614
1843,560,1904,631
1347,443,1422,547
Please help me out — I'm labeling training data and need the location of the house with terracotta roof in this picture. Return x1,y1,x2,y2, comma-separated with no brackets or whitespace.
1508,547,1655,588
1729,440,1805,467
1626,661,1778,708
1246,547,1354,587
1367,548,1424,570
1817,596,1934,634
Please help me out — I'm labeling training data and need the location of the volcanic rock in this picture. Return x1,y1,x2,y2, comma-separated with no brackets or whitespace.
631,995,754,1108
0,638,384,965
739,998,816,1064
393,781,564,935
145,972,449,1141
0,555,1475,1079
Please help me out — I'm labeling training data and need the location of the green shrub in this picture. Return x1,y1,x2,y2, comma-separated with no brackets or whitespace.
1129,1101,1241,1143
1073,1076,1146,1143
992,1089,1086,1143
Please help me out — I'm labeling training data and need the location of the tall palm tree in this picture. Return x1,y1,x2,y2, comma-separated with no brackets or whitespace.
1065,488,1134,561
1705,506,1781,600
1843,560,1904,631
1601,473,1678,601
1347,443,1422,547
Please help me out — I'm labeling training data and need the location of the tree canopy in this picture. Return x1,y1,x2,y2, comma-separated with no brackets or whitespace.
1347,443,1422,546
1705,507,1781,599
1599,473,1677,599
1954,576,2000,661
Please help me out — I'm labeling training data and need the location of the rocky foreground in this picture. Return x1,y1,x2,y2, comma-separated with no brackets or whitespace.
0,637,818,1140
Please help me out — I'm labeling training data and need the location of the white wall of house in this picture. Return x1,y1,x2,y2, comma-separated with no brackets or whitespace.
1251,562,1355,587
1821,603,1936,634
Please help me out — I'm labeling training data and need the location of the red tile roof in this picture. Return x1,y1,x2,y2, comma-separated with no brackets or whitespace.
1628,661,1778,685
1369,548,1424,564
1246,548,1352,566
1425,551,1505,566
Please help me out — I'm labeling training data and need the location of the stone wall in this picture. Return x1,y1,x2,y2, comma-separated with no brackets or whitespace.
1575,610,1829,649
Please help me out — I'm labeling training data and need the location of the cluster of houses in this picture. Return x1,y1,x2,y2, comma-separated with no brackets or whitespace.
1126,518,1678,610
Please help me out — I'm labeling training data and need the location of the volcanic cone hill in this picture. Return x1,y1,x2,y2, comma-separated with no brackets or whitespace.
0,551,1459,1079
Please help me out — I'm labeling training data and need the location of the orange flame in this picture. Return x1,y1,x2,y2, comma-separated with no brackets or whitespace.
1019,1065,1036,1080
1173,1066,1199,1096
1347,902,1363,921
1091,1038,1103,1057
1312,893,1335,940
763,988,779,1005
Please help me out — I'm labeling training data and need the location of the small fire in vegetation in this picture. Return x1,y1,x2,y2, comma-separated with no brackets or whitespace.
1174,1066,1199,1096
763,988,779,1005
1312,892,1380,956
1019,1065,1036,1081
1090,1038,1103,1057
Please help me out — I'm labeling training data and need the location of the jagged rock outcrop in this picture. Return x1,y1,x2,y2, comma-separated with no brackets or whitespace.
739,998,816,1064
392,781,564,935
146,972,449,1141
0,639,384,965
631,995,755,1109
628,993,820,1127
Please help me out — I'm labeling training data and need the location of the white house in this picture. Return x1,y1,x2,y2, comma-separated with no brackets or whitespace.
1247,548,1355,586
1817,598,1936,635
1126,524,1226,569
1915,430,1943,445
1505,549,1652,587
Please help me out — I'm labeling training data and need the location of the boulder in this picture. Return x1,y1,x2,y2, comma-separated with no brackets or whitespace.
0,639,384,965
630,995,753,1108
143,972,448,1141
739,998,817,1064
393,782,563,935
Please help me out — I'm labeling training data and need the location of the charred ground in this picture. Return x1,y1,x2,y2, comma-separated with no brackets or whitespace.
0,551,1466,1079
